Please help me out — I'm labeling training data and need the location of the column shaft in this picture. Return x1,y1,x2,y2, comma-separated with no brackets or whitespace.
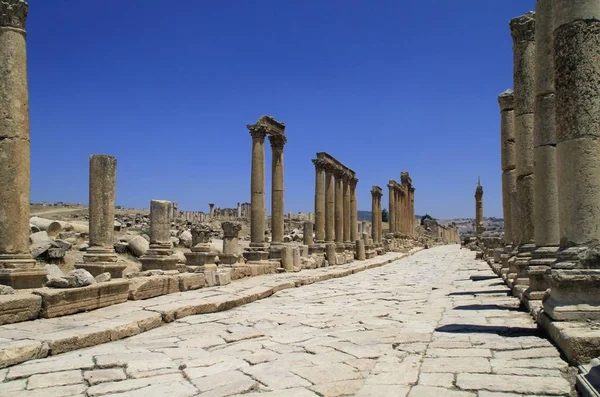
388,185,396,234
313,162,326,241
150,200,171,245
250,131,266,244
335,173,344,244
350,180,358,241
270,135,285,243
89,155,117,249
511,12,536,245
325,169,335,242
499,90,516,244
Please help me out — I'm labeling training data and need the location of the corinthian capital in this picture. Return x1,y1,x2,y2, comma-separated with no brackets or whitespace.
510,12,535,44
0,0,27,30
268,134,287,151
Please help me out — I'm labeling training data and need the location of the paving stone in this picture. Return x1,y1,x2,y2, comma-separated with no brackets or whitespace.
243,361,312,390
87,373,185,396
0,378,26,393
421,357,491,373
418,372,455,387
455,373,571,395
10,384,87,397
26,369,83,389
6,354,93,379
310,379,365,397
355,384,411,396
83,368,127,385
0,340,48,369
292,363,361,384
408,386,476,397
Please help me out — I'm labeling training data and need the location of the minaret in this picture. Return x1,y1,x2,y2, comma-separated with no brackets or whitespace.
475,177,484,236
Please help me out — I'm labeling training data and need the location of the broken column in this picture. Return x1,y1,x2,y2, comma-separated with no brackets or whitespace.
269,134,286,244
0,0,46,288
303,221,314,247
526,0,560,305
220,221,243,266
510,12,536,293
185,223,231,286
77,155,126,278
543,0,600,322
140,200,178,271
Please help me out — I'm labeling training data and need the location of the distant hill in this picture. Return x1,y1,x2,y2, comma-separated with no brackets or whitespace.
358,211,424,223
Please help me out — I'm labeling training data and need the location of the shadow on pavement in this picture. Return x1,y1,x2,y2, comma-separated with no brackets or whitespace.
453,304,521,312
436,324,542,337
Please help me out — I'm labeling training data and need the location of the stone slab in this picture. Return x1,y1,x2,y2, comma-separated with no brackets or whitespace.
33,280,129,318
0,294,41,325
128,275,180,300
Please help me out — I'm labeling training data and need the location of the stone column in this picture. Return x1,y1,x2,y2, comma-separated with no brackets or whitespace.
475,179,484,236
209,203,215,218
378,193,383,244
248,125,267,245
334,170,344,246
350,177,358,242
313,159,326,242
543,0,600,321
303,221,314,247
371,188,378,243
510,12,537,292
343,174,351,244
526,0,560,303
325,166,335,242
388,183,396,234
140,200,178,271
0,0,45,288
499,90,516,246
396,189,402,234
409,188,416,238
269,134,286,244
77,155,126,278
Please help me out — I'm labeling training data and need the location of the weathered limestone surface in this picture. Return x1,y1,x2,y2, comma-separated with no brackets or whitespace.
0,0,45,289
140,200,178,271
269,134,286,244
0,247,574,395
0,294,41,325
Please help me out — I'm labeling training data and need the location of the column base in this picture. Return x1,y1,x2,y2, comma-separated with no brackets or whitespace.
0,254,46,289
524,245,558,301
309,242,326,256
78,247,126,278
513,243,536,288
243,243,269,264
139,244,179,271
544,245,600,321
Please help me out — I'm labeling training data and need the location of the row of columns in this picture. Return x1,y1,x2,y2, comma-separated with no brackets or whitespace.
312,156,358,246
387,178,414,236
498,1,600,323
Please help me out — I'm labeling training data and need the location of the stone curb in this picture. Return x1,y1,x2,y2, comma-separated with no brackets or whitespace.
0,248,424,369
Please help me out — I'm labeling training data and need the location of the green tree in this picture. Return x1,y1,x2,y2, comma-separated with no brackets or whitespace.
382,208,389,223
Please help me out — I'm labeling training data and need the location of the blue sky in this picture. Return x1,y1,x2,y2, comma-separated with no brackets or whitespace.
28,0,534,218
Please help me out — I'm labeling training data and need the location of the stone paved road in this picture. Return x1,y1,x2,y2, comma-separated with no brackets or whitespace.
0,246,576,396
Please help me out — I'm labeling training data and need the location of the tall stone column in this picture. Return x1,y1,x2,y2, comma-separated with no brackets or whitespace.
526,0,560,303
396,189,402,234
269,134,286,244
0,0,45,288
325,166,335,242
378,193,383,243
248,126,267,245
475,178,484,236
410,187,415,237
334,170,344,246
350,177,358,242
209,203,215,219
499,90,516,247
388,183,396,234
140,200,178,271
342,175,350,243
77,155,126,278
543,0,600,321
313,160,326,242
510,12,537,292
371,188,378,243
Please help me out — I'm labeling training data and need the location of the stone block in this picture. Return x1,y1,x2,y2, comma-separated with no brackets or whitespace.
544,268,600,321
515,113,534,176
516,175,535,243
128,276,179,300
204,269,232,287
33,280,129,318
0,340,48,369
0,294,41,325
177,273,205,291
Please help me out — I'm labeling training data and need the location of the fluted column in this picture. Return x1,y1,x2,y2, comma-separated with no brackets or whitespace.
334,170,344,244
248,126,267,244
313,159,326,242
269,134,286,244
0,0,45,288
388,183,396,234
325,166,335,242
343,174,351,243
350,177,358,242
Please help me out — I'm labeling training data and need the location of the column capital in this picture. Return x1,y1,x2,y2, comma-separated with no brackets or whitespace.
268,134,287,151
248,124,268,141
498,89,515,111
349,176,358,187
0,0,27,30
371,186,383,198
510,12,536,44
222,221,242,238
312,158,327,171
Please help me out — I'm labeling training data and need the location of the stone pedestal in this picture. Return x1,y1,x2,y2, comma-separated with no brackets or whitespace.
220,221,243,266
77,155,126,279
303,221,314,247
325,243,337,266
524,245,558,302
0,2,45,288
140,200,178,271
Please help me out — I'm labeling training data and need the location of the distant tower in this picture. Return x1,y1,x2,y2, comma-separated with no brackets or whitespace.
475,177,484,236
